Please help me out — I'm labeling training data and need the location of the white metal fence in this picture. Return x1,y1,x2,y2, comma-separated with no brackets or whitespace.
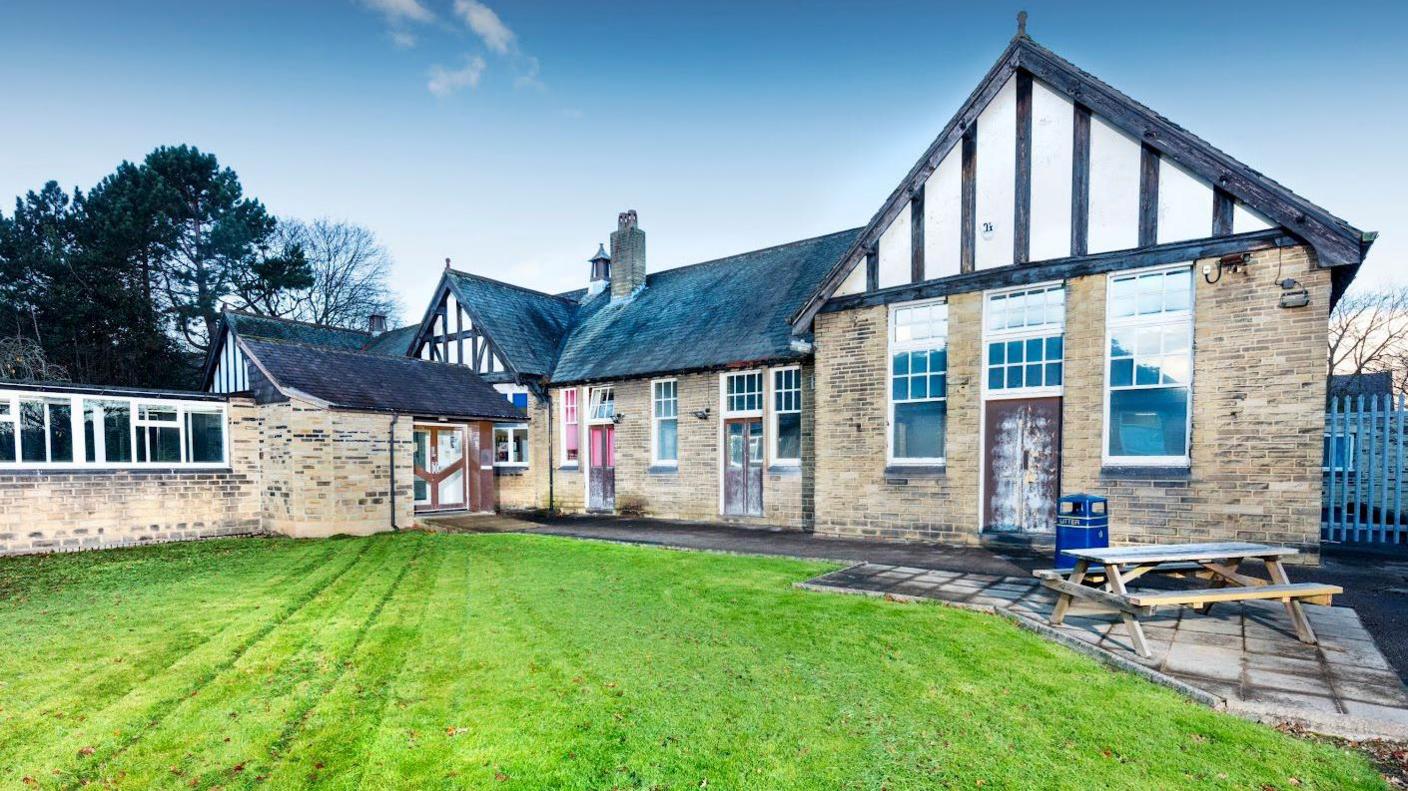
1324,395,1408,545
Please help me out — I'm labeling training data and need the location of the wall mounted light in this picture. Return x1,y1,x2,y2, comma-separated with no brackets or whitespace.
692,408,712,421
1278,278,1310,309
611,412,625,424
1203,252,1250,284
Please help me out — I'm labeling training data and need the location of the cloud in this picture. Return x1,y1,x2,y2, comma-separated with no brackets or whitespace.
389,30,418,48
362,0,434,25
514,56,544,91
427,55,487,96
453,0,515,54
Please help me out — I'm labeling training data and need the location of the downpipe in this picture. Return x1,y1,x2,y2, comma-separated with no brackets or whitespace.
389,413,401,531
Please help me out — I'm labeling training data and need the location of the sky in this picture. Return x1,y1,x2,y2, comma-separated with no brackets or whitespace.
2,0,1405,325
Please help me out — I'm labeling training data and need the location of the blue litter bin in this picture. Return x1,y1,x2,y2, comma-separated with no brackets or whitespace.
1055,493,1108,570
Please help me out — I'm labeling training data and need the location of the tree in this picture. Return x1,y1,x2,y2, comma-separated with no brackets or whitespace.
0,337,69,382
1328,286,1408,398
139,145,312,354
244,218,400,329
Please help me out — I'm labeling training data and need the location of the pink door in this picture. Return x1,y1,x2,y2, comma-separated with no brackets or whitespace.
589,425,615,511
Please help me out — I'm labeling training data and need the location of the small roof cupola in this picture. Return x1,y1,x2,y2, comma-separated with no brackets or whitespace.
588,243,611,295
609,210,646,301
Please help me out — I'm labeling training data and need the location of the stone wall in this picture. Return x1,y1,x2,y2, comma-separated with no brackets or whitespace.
495,397,550,512
0,398,264,555
814,245,1330,556
545,367,811,529
258,400,415,538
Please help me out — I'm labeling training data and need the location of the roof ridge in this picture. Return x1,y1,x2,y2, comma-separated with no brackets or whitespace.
242,335,465,367
224,308,372,337
648,227,864,279
446,268,579,304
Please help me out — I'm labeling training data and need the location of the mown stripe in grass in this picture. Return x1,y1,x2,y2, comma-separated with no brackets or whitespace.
0,540,341,752
37,538,377,790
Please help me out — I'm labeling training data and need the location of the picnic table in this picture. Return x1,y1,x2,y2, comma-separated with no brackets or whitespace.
1032,542,1342,658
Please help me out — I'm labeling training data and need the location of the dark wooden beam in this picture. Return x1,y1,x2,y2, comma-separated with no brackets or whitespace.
865,248,879,292
1014,70,1033,264
1139,144,1160,247
960,124,977,273
455,303,464,364
910,186,925,282
1015,42,1364,267
820,229,1297,314
1212,187,1235,237
1071,104,1091,257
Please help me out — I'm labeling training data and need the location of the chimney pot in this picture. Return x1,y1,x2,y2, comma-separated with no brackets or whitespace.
368,314,387,335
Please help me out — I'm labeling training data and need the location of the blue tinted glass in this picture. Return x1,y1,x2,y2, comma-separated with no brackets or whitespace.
1026,337,1044,362
1046,362,1062,386
893,400,947,459
988,342,1004,365
1111,358,1133,387
1135,361,1161,386
988,367,1004,390
892,379,908,401
512,393,528,409
1046,335,1063,359
1026,363,1042,384
1007,340,1024,363
930,348,947,373
911,376,928,399
930,373,945,397
892,353,909,376
1109,388,1188,457
1110,331,1134,358
912,352,928,374
1008,365,1024,388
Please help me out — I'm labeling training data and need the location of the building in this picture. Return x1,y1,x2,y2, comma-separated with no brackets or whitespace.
0,30,1374,556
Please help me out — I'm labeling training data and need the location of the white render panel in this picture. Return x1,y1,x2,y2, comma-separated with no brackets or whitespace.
1029,80,1074,262
1086,115,1141,253
923,147,963,280
1156,157,1214,244
877,205,911,288
835,259,867,296
975,76,1017,270
1233,201,1274,233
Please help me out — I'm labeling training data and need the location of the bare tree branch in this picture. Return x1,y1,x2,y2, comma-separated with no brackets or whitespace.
1328,286,1408,397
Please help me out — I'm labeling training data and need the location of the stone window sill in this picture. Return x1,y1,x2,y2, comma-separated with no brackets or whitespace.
558,463,581,473
0,467,235,477
1100,465,1191,480
494,466,528,477
647,465,678,476
767,464,802,477
883,465,946,482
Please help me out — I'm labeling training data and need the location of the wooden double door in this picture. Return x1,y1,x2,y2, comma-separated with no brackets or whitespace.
983,397,1061,534
724,418,764,517
413,424,493,512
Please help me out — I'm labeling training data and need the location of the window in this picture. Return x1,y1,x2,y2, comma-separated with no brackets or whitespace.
724,372,763,415
1324,432,1355,472
1105,267,1193,463
0,389,226,469
495,384,529,411
494,425,529,466
889,301,948,463
652,379,678,464
561,388,579,464
985,285,1064,392
587,386,615,423
772,367,801,464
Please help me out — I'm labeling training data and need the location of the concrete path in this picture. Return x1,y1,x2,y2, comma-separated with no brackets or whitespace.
802,562,1408,740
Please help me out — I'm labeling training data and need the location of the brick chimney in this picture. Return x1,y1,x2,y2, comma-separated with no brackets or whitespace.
588,243,611,296
609,210,646,301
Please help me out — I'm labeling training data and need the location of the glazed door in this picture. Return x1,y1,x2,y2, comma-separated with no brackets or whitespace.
588,424,615,511
412,426,466,510
983,398,1061,534
723,419,763,516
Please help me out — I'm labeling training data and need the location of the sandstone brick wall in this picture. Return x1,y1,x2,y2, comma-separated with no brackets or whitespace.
495,398,550,512
544,367,810,529
0,398,264,555
258,400,415,538
813,293,982,542
814,245,1329,556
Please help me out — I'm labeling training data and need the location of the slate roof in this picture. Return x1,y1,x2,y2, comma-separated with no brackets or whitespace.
225,312,370,351
1329,372,1394,401
443,271,579,377
240,338,524,421
549,228,860,384
360,324,421,356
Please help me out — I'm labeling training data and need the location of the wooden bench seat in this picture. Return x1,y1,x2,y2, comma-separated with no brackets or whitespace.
1128,582,1341,609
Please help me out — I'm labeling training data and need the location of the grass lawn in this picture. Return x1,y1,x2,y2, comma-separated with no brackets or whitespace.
0,531,1384,790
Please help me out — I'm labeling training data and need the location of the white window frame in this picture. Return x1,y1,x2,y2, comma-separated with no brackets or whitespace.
0,389,229,470
494,424,530,467
1103,264,1194,467
722,371,764,418
650,378,679,466
769,366,802,466
560,387,580,465
982,282,1065,400
0,399,14,464
887,298,949,466
586,386,615,425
